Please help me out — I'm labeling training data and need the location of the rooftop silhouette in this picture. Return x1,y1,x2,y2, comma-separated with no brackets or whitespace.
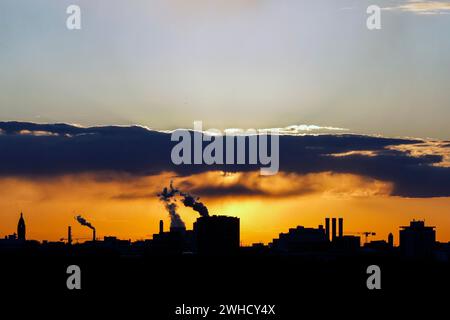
1,212,449,262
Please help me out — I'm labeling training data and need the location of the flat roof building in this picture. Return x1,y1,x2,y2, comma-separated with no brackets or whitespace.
400,220,436,258
194,215,240,255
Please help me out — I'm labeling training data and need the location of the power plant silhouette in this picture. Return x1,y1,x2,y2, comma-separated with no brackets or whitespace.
0,183,449,260
1,211,448,261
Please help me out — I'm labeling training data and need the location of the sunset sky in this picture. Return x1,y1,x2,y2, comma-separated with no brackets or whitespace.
1,172,449,245
0,1,450,244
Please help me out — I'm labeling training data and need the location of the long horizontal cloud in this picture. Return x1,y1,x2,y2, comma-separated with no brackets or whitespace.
173,171,394,199
384,0,450,15
0,121,449,197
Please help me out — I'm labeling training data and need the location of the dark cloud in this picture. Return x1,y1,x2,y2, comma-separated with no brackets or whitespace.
0,121,174,176
111,192,156,200
190,184,265,197
0,121,449,198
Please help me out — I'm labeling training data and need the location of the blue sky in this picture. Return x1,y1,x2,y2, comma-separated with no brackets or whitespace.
1,0,450,138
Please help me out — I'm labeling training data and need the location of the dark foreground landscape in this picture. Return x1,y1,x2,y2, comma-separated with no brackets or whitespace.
1,250,448,318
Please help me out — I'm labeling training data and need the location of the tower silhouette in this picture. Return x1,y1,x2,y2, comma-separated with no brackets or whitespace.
388,233,394,247
17,212,26,241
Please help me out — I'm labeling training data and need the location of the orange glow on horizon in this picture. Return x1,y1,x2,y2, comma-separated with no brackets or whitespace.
0,171,449,246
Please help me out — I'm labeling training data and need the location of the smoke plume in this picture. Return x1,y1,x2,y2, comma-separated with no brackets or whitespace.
75,215,95,230
181,194,209,217
157,181,210,229
157,181,186,230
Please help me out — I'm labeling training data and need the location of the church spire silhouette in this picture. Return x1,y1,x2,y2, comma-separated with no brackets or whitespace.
17,212,26,241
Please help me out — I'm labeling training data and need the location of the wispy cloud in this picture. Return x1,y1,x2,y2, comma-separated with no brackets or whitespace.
257,125,349,136
388,140,450,167
385,0,450,15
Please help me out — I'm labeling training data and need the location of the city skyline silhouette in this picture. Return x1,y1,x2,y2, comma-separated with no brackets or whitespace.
1,1,450,316
2,206,447,262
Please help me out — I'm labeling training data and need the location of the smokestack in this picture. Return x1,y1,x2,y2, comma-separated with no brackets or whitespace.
74,215,96,242
157,181,209,230
159,220,164,234
68,226,72,245
338,217,343,238
332,218,337,241
325,218,330,241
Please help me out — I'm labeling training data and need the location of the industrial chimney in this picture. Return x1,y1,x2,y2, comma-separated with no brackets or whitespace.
159,220,164,234
331,218,337,241
68,226,72,245
93,228,96,242
338,218,343,238
325,218,330,241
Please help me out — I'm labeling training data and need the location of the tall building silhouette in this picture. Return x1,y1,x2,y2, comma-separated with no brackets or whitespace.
400,220,435,258
194,215,240,255
17,212,26,241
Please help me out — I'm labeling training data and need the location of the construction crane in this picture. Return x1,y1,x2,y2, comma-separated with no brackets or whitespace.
347,231,376,244
360,232,376,244
59,237,90,243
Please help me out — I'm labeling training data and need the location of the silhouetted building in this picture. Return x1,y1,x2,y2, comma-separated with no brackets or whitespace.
17,212,26,241
149,218,194,254
102,236,131,250
271,225,328,253
333,235,360,252
388,233,394,248
6,234,17,240
151,229,192,254
400,220,436,258
170,224,186,233
435,242,450,262
325,218,330,241
364,240,390,251
194,215,240,255
241,243,270,256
